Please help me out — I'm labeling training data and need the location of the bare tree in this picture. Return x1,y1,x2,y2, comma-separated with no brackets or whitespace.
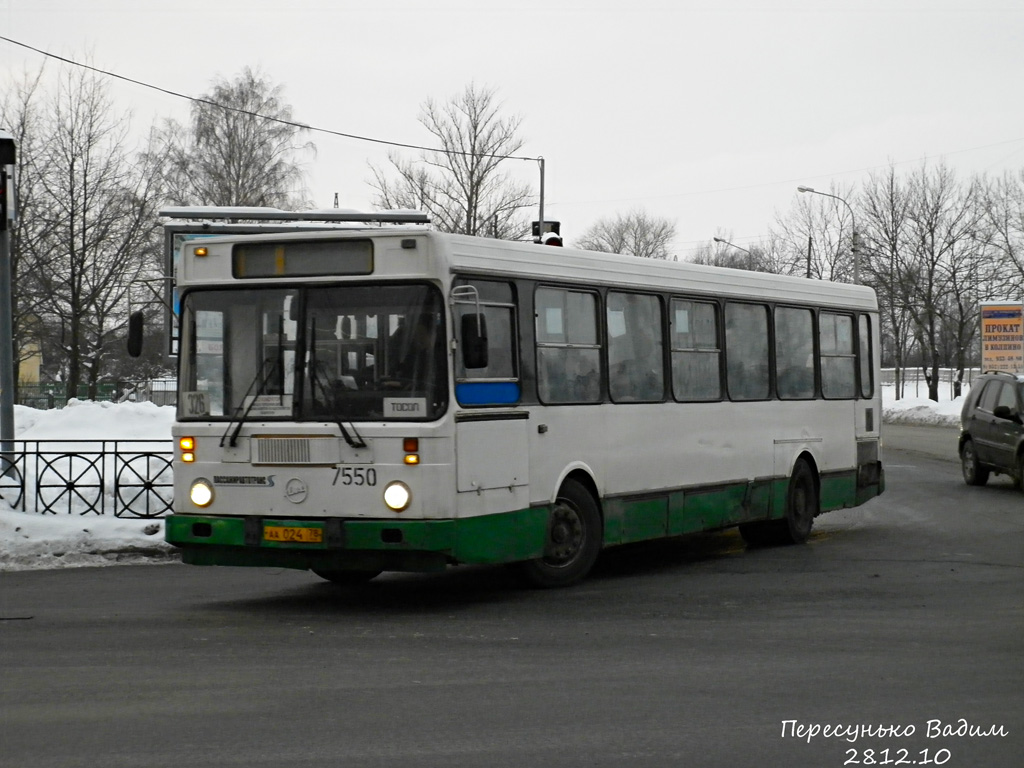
370,83,534,239
0,66,48,397
19,64,165,401
981,169,1024,288
151,67,314,208
859,165,917,396
575,209,677,259
898,163,984,401
691,231,801,274
775,183,858,282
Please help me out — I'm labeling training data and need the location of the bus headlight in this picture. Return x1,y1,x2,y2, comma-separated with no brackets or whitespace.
383,481,411,512
190,479,214,508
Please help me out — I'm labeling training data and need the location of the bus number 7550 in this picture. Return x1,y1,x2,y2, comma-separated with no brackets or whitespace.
333,467,377,487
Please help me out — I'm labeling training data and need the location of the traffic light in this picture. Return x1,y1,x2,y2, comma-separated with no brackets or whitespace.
531,220,560,243
0,169,7,231
0,133,14,232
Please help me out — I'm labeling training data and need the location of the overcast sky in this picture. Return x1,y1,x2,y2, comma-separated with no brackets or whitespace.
3,0,1022,257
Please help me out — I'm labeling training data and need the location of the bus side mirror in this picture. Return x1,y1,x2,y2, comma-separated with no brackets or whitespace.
461,313,488,369
127,311,145,358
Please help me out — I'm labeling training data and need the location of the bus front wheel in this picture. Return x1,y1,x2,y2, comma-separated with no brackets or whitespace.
517,479,602,588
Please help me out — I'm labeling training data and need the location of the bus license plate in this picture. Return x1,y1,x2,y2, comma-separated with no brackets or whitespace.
263,525,323,544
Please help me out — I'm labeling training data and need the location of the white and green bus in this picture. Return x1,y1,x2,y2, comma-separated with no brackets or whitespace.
145,209,884,588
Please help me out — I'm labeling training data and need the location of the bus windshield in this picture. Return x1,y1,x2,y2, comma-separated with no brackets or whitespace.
178,284,448,422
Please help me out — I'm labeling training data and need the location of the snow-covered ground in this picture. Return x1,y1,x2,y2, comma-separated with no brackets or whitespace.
1,400,177,571
0,390,963,572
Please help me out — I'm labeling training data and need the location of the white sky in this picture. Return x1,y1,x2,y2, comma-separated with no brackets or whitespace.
2,0,1023,257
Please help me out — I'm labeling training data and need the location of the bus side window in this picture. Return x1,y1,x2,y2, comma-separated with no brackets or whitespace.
775,306,815,399
671,299,720,401
453,280,519,406
820,312,856,399
858,314,873,398
607,292,664,402
536,287,601,404
725,302,770,400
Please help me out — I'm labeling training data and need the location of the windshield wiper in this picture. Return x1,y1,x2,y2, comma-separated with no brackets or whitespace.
220,358,282,448
308,360,367,449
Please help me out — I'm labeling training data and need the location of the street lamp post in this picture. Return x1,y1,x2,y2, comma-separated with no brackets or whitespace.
797,185,860,284
712,236,751,255
713,236,754,270
0,131,15,467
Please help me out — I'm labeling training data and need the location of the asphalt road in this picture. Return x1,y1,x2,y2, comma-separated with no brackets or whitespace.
2,426,1021,768
883,422,961,463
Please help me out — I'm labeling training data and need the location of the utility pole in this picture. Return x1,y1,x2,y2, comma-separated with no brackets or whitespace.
537,157,545,241
0,131,16,469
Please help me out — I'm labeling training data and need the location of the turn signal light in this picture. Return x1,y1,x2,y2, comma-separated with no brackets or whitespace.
403,437,419,466
180,436,196,463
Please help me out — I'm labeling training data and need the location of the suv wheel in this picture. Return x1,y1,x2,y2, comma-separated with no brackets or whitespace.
961,439,990,486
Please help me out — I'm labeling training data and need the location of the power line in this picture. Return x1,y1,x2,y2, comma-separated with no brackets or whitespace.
551,143,1024,207
0,35,537,163
7,35,1022,214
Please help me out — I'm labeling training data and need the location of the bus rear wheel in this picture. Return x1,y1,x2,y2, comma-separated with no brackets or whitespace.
741,459,817,546
517,479,602,588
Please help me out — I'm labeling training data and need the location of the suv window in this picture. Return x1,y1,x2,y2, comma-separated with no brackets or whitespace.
978,381,1002,412
996,383,1019,416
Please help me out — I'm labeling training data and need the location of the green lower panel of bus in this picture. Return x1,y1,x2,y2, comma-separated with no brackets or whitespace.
602,468,880,546
166,465,883,573
165,508,551,572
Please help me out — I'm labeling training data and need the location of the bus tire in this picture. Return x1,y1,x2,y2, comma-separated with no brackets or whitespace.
741,459,817,546
517,478,602,588
779,458,817,544
312,569,382,585
960,439,989,486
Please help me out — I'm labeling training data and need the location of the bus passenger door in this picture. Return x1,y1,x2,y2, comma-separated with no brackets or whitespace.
450,278,528,508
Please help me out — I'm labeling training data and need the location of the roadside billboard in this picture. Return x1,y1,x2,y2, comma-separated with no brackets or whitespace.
980,302,1024,374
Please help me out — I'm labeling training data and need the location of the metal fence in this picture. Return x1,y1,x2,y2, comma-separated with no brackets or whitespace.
880,367,980,400
1,440,174,518
17,380,178,409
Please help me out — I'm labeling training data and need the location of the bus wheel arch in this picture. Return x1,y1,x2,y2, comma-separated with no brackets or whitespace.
517,473,603,588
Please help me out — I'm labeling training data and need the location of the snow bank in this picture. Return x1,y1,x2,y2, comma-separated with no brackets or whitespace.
13,399,175,440
2,400,177,571
881,388,962,428
0,512,175,571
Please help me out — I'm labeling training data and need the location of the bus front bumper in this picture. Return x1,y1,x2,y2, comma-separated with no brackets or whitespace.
164,511,547,572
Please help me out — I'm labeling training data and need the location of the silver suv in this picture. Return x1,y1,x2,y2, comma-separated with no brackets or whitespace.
959,370,1024,487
